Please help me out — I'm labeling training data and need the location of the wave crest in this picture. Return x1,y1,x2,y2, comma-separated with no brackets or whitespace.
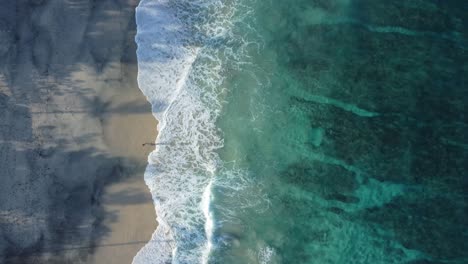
133,0,246,263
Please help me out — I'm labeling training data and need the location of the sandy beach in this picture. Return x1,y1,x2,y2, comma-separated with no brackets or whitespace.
0,0,157,263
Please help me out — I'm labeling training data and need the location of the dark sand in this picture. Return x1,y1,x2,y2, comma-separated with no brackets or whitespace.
0,0,157,263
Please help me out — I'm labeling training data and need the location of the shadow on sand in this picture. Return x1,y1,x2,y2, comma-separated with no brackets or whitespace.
0,0,157,263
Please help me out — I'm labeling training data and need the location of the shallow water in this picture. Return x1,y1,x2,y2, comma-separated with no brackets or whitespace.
135,0,468,263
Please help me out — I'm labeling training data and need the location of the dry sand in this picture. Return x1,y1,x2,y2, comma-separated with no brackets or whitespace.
0,0,157,263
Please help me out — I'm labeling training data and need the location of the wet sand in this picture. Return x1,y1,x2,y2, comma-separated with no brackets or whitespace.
0,0,157,263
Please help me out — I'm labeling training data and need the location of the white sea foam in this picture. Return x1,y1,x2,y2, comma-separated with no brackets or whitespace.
258,246,275,264
132,0,243,263
201,180,214,263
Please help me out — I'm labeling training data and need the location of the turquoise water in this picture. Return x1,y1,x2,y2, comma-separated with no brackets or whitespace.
135,0,467,263
211,0,468,263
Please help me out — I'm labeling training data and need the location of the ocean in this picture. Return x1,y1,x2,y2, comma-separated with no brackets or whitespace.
133,0,468,263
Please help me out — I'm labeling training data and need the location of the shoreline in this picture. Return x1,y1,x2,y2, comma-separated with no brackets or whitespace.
0,1,157,263
90,18,158,262
89,9,158,262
